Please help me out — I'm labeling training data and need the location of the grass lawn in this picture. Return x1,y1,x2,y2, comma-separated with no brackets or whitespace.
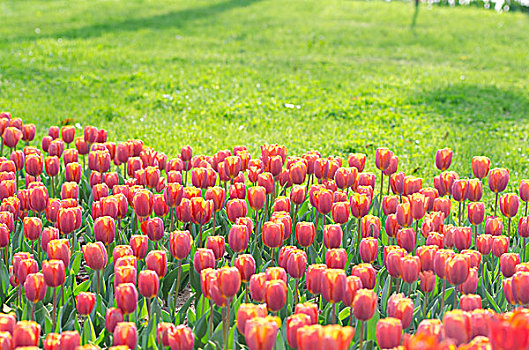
0,0,528,184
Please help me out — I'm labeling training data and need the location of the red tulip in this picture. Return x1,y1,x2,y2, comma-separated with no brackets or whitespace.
443,310,471,345
435,148,452,171
359,238,378,263
489,168,509,193
76,292,96,315
352,289,377,321
325,248,347,269
42,259,65,287
146,250,167,278
446,254,470,286
375,317,401,349
472,156,490,179
321,269,346,303
24,273,46,303
351,263,376,289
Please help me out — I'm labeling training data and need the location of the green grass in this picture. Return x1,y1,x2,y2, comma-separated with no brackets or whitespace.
1,0,528,184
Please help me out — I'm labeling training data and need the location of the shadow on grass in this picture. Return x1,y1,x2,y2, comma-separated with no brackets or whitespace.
12,0,262,41
413,83,529,124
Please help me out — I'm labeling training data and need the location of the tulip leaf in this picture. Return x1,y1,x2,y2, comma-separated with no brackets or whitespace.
74,280,90,295
366,311,379,341
84,315,96,343
274,330,286,350
482,283,500,313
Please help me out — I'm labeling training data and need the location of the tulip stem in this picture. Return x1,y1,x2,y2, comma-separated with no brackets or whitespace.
53,287,57,330
508,217,512,241
349,307,354,326
173,259,182,321
359,321,365,350
3,246,7,269
30,302,35,321
454,288,459,309
332,302,336,324
294,282,299,309
522,237,527,262
387,178,391,196
245,283,249,303
356,217,361,254
379,170,384,216
147,298,152,320
97,270,101,295
198,224,203,248
51,176,55,198
440,279,446,315
408,283,412,298
169,207,174,232
271,247,275,266
209,303,213,337
458,201,462,226
494,192,499,217
211,212,216,237
423,292,429,318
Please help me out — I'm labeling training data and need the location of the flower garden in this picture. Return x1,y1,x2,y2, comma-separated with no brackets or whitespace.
0,112,526,349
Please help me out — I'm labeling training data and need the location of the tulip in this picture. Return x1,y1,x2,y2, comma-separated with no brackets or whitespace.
385,214,400,240
400,255,421,291
459,267,478,294
93,216,115,245
453,226,472,251
435,148,452,171
43,332,60,349
359,237,378,263
331,202,350,224
353,289,377,348
376,317,402,349
382,195,399,216
325,248,347,269
234,254,256,284
24,273,46,318
385,247,405,279
249,273,267,303
193,248,215,273
287,313,312,348
138,270,159,301
459,294,482,311
467,178,483,202
492,235,509,257
293,222,314,248
500,253,520,278
47,239,70,268
322,224,342,249
287,249,307,281
226,198,247,223
294,303,318,326
443,310,471,345
396,203,412,228
244,316,280,350
115,283,138,315
12,320,40,348
290,185,307,206
236,303,268,336
306,264,326,295
360,215,381,239
468,202,485,240
128,235,147,260
146,250,167,278
472,156,490,179
322,268,346,323
76,292,96,315
350,193,371,219
475,234,492,256
265,279,288,312
113,322,137,350
23,217,42,242
397,228,416,253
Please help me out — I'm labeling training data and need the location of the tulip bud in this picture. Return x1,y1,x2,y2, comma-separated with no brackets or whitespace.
443,310,471,345
435,148,452,171
76,292,96,315
24,273,46,303
397,228,416,253
489,168,509,193
23,217,42,241
376,317,402,349
115,283,138,315
113,322,137,350
287,249,307,279
193,248,215,273
82,242,107,271
325,248,347,269
47,239,70,268
138,270,159,299
321,269,346,304
306,264,326,295
359,238,378,263
146,250,167,278
350,193,371,219
352,289,377,321
42,259,65,288
500,253,520,278
249,273,266,302
492,235,509,257
234,254,256,283
500,193,519,218
169,230,192,260
459,294,482,311
446,254,470,286
265,279,288,312
472,156,490,179
244,316,279,350
420,270,436,293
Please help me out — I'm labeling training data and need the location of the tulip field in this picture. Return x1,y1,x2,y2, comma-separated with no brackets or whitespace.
0,115,528,350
